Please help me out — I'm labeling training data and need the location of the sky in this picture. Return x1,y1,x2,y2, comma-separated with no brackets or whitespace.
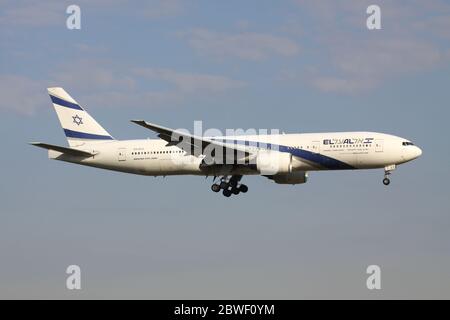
0,0,450,299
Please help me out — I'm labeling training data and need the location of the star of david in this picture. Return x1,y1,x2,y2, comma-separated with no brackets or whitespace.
72,115,83,126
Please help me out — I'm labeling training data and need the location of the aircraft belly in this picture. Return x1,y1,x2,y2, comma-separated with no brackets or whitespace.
157,156,202,175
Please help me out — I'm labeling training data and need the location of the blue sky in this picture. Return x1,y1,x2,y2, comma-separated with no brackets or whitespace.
1,0,450,298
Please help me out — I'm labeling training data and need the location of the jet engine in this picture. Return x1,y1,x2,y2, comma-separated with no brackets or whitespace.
256,151,304,175
269,171,308,184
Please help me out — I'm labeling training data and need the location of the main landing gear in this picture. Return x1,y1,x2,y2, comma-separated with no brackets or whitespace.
383,164,396,186
211,175,248,197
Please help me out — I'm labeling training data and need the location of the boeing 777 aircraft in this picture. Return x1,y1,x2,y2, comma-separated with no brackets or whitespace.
31,88,422,197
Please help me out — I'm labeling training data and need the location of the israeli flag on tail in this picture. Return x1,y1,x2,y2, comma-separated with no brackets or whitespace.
48,87,114,147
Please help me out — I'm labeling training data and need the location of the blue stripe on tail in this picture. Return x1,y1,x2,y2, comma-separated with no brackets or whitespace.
50,95,83,110
63,129,113,140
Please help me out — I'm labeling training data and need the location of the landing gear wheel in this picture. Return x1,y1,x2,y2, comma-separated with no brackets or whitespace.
211,184,221,192
220,181,229,190
231,187,240,195
223,189,232,197
383,177,390,186
239,184,248,193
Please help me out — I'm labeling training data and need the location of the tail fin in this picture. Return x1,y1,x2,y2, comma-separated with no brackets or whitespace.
48,87,114,147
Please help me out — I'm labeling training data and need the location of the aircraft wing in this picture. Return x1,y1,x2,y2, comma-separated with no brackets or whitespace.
30,142,97,157
131,120,253,164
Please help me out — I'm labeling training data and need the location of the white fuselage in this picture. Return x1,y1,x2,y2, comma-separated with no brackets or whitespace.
48,131,422,177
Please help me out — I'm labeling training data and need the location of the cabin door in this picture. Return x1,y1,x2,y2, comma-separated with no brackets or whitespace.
118,148,127,161
374,140,384,152
312,141,320,154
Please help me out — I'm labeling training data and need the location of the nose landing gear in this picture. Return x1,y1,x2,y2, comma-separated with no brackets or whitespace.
383,164,396,186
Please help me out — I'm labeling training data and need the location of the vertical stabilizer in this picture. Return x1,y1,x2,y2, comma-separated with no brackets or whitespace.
47,87,114,147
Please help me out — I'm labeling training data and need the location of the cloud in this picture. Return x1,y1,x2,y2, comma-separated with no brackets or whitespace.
0,0,185,28
290,0,450,94
51,60,137,92
0,1,64,27
180,28,300,61
142,0,184,18
0,61,247,115
0,75,47,115
310,77,375,95
309,38,444,94
133,68,247,93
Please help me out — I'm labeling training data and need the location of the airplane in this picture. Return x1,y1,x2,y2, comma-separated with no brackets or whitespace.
31,87,422,197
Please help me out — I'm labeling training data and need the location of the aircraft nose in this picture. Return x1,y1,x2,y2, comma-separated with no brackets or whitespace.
402,145,422,161
414,146,422,158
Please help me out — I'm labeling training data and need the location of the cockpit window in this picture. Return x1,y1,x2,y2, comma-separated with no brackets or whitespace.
402,141,414,146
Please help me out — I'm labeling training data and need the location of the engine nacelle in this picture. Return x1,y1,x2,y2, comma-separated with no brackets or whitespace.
256,151,292,175
256,151,304,175
270,171,308,184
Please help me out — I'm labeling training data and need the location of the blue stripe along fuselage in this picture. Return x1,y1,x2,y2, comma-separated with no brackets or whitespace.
218,138,355,170
50,95,83,110
63,129,113,140
280,145,354,170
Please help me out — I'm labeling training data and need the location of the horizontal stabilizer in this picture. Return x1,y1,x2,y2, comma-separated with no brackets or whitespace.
29,142,96,157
